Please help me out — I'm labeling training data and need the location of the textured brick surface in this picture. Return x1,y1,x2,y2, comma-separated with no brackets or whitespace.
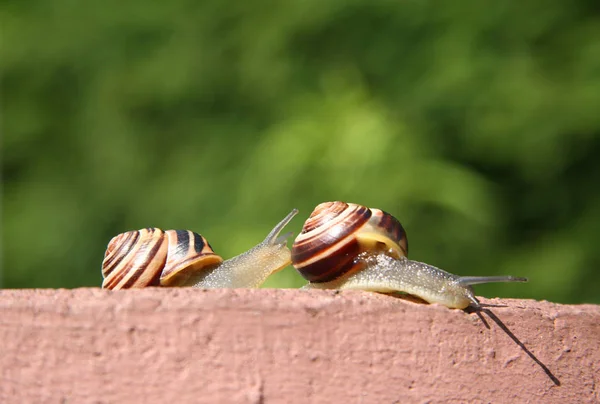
1,288,598,403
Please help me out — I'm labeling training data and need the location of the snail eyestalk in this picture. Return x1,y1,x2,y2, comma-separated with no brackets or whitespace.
264,208,299,246
458,276,529,286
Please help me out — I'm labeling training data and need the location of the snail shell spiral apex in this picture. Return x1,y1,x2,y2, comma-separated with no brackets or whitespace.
101,228,223,290
291,201,408,283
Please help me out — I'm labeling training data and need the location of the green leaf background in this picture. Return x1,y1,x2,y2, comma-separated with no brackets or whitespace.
3,0,600,304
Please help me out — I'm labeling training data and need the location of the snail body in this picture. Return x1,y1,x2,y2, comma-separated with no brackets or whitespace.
291,202,527,309
102,209,298,290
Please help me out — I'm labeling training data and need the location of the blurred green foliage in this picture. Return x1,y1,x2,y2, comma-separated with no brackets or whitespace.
2,1,600,304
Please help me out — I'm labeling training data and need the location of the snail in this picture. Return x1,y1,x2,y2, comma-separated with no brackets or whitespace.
102,209,298,290
291,202,527,309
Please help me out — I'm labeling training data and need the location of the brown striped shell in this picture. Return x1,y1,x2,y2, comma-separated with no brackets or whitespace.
101,228,223,289
291,202,408,283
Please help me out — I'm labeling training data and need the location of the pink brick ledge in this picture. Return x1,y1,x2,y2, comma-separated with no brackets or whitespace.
0,289,598,403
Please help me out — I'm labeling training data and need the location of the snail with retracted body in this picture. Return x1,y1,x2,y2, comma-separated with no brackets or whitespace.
291,202,527,309
102,209,298,289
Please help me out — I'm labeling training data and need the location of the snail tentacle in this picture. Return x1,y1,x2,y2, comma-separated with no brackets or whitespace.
264,209,299,246
458,276,529,286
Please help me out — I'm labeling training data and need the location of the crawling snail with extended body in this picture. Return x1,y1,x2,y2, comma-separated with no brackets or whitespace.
101,209,298,289
291,202,527,309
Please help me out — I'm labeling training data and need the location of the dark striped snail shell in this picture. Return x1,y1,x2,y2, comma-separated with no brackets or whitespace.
102,209,298,290
102,228,223,289
291,201,528,309
291,201,408,283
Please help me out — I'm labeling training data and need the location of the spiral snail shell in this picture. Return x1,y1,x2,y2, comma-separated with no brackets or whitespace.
291,202,408,283
102,209,298,290
291,202,527,309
